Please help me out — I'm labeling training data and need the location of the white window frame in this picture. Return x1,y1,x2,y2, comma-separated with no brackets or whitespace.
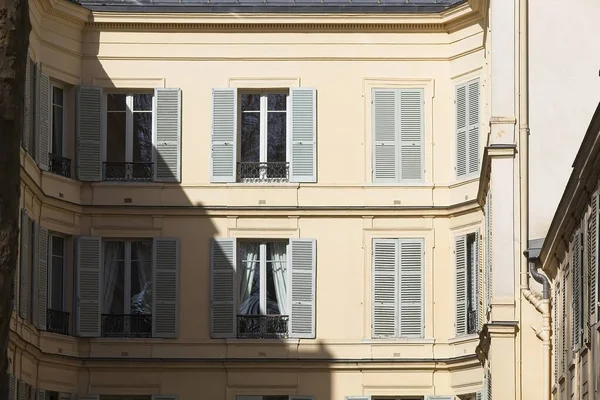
237,239,290,316
47,234,66,312
102,239,152,315
49,82,66,157
101,91,154,165
237,90,290,167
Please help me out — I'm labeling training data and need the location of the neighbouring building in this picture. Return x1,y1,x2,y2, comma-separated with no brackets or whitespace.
532,104,600,400
7,0,549,399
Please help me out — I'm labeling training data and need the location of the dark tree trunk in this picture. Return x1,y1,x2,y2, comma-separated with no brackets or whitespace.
0,0,30,397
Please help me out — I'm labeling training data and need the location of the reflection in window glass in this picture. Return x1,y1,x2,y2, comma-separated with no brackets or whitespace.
51,86,64,156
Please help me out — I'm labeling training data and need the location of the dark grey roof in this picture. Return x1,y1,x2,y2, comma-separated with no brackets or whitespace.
76,0,465,14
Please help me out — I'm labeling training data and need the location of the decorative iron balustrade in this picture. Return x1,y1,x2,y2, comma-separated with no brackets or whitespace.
48,153,72,178
101,314,152,338
237,162,289,183
237,314,289,339
467,308,478,334
102,162,153,182
46,309,70,335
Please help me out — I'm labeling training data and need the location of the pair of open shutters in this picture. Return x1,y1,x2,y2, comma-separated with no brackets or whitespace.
210,88,316,183
74,237,179,338
210,238,316,339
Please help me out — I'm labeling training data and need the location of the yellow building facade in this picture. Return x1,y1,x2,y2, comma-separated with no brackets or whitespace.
8,0,546,399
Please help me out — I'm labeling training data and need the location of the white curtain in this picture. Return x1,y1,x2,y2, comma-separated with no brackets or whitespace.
131,241,152,315
271,242,288,316
239,246,259,315
103,242,122,314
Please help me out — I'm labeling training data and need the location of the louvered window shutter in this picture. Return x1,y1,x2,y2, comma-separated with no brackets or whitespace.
372,238,398,338
23,58,34,152
9,374,15,400
19,211,30,319
77,395,99,400
210,88,237,183
561,270,566,374
31,222,38,323
75,237,101,337
152,237,179,338
210,238,236,338
37,67,50,171
425,396,454,400
476,392,482,400
573,232,582,350
473,229,483,331
485,191,493,313
38,389,45,400
36,226,48,330
151,395,177,400
467,79,480,174
456,83,468,177
289,239,317,339
554,282,559,384
399,88,424,181
58,394,70,400
399,238,424,338
289,87,317,182
154,88,182,182
483,369,492,400
590,191,598,327
455,235,468,336
18,380,26,400
76,86,102,181
372,89,398,183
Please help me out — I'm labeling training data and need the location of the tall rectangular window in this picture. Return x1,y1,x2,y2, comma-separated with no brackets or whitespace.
102,239,153,337
104,93,154,181
51,85,64,157
49,235,64,311
455,231,481,336
239,92,288,182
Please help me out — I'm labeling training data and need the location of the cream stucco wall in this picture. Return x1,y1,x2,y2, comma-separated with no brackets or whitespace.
8,0,508,399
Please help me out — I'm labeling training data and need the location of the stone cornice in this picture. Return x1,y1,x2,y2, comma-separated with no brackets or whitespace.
34,0,89,28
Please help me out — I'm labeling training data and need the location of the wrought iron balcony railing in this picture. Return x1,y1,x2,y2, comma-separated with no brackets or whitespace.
467,308,478,334
101,314,152,338
46,309,70,335
48,153,72,178
102,162,153,182
237,314,289,339
237,162,289,183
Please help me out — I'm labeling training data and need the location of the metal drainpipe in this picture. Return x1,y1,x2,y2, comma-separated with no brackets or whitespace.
527,259,552,400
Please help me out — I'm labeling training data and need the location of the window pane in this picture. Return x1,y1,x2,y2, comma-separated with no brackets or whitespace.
107,112,126,163
267,94,286,111
267,113,286,163
107,94,126,111
133,94,153,111
133,112,153,163
131,240,153,315
241,94,260,112
52,236,64,257
241,113,260,163
239,242,260,315
103,242,125,315
52,87,64,107
51,256,64,310
52,105,63,155
266,242,287,315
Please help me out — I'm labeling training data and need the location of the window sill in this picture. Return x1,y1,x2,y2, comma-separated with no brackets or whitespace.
449,175,480,188
92,181,165,187
361,338,434,345
447,333,479,344
225,338,301,345
225,183,300,188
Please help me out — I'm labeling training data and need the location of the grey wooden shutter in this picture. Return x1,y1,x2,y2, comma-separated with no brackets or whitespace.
154,88,182,182
75,237,101,337
19,211,30,319
456,82,468,177
151,395,177,400
372,238,398,338
38,389,45,400
485,191,492,313
210,88,237,183
289,238,316,339
23,58,34,152
573,231,582,350
210,238,236,338
37,69,50,171
77,396,99,400
476,393,482,400
399,238,424,338
152,237,179,338
18,380,26,400
289,87,317,183
76,86,102,181
590,191,598,328
455,235,468,336
472,229,482,331
36,226,48,330
561,270,566,374
9,374,15,400
372,89,398,183
467,79,480,174
399,88,424,181
554,282,559,384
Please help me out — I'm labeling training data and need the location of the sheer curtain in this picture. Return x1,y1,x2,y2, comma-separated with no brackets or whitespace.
131,241,152,315
103,242,123,314
271,242,288,316
239,244,259,315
